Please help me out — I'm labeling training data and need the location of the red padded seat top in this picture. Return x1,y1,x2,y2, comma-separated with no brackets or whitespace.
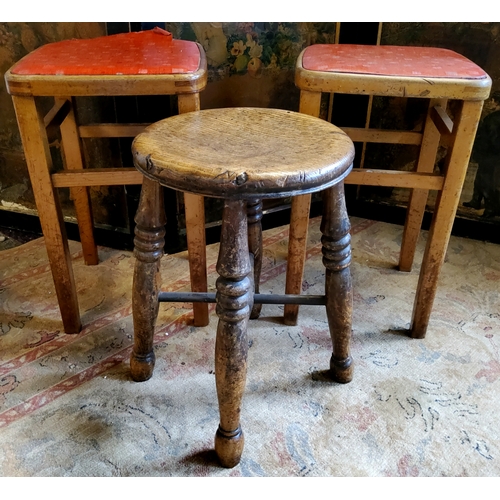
11,27,201,76
302,44,488,80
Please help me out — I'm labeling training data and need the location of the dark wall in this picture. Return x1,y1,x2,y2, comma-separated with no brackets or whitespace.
1,22,499,249
0,22,131,237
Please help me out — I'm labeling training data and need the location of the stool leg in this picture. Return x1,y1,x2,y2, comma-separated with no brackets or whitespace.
247,199,263,319
284,194,312,325
178,93,209,327
285,90,321,325
58,97,99,266
214,200,252,468
399,98,446,272
411,100,483,339
11,95,81,333
184,193,209,327
130,177,166,381
321,182,353,384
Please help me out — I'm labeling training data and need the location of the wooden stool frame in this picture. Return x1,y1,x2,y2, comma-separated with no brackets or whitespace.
284,48,492,339
5,44,210,333
129,107,355,468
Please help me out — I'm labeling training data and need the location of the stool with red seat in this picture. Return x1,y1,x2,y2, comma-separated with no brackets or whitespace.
285,44,491,338
5,28,209,333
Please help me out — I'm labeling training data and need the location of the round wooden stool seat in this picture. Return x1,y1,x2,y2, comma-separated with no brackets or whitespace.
132,107,355,199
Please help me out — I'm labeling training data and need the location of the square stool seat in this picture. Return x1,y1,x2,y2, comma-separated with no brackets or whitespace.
6,27,206,95
10,28,200,76
286,43,491,339
297,44,491,99
5,28,209,334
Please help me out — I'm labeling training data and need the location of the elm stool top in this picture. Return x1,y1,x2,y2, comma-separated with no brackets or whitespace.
131,107,355,199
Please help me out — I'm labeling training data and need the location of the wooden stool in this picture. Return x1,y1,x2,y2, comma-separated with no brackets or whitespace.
4,28,210,333
286,44,492,338
130,107,355,468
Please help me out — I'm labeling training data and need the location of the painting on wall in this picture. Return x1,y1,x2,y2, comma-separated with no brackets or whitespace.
164,22,338,112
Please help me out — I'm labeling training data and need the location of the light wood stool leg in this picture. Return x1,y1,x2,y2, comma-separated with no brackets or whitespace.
178,93,209,327
214,199,251,468
321,182,353,383
284,90,322,325
247,199,263,319
399,98,446,272
12,95,81,333
184,192,209,327
411,100,483,338
58,97,99,266
130,177,166,381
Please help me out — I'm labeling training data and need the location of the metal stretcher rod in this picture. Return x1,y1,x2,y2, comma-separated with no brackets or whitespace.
158,292,326,306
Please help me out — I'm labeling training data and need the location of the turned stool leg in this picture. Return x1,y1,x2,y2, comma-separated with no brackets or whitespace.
321,182,353,384
247,199,263,319
214,200,252,468
130,177,166,382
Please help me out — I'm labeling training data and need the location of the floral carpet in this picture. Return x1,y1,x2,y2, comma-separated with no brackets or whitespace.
0,216,499,476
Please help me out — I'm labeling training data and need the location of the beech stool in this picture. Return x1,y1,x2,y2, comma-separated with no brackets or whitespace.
4,28,209,333
286,44,491,338
130,107,355,468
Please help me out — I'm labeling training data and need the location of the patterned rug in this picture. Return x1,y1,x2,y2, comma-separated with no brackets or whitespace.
0,216,499,477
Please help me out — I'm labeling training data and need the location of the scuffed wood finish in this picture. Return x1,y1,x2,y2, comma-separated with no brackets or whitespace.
285,90,321,325
58,97,98,266
132,107,354,199
321,182,353,383
214,200,252,468
130,177,166,382
399,98,446,272
411,100,484,338
178,92,209,327
247,199,263,319
11,95,81,333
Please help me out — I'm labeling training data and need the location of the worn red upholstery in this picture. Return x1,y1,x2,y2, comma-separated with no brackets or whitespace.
11,27,201,76
302,44,488,79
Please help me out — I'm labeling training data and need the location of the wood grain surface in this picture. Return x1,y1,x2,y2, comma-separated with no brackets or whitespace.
132,107,354,199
